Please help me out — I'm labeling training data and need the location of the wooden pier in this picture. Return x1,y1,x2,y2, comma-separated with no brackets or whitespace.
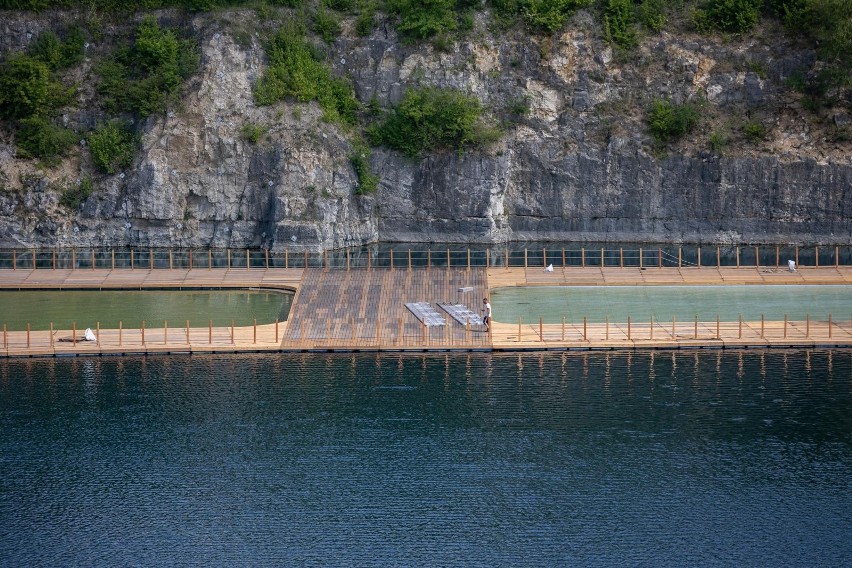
1,265,851,357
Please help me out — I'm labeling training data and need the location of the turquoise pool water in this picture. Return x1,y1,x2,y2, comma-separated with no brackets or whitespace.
492,285,852,323
0,289,293,330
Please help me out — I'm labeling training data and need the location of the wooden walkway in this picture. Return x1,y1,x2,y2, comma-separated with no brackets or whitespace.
1,266,851,357
281,268,489,349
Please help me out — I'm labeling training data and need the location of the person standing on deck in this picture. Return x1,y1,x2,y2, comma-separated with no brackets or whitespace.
482,298,492,332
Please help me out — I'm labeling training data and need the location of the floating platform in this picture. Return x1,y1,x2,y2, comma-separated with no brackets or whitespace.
1,266,851,357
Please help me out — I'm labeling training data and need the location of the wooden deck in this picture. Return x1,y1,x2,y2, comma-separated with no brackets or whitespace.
1,266,851,357
281,268,489,349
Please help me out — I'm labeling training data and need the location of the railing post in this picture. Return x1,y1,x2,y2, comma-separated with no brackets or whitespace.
209,320,212,344
581,247,585,268
245,248,250,270
650,316,654,340
408,249,412,271
738,314,742,339
189,249,193,270
169,249,173,270
186,320,190,344
806,313,810,338
149,249,153,270
231,320,235,344
627,316,631,340
755,246,759,268
2,323,6,350
265,248,269,270
716,315,720,340
50,322,54,348
583,316,587,341
784,314,788,339
600,248,604,268
72,322,76,346
72,248,76,269
111,249,115,270
562,316,566,341
52,249,56,270
303,249,308,268
678,247,682,268
518,317,522,343
468,247,472,271
697,246,701,268
119,320,122,346
539,317,543,342
639,248,643,269
447,248,451,269
428,249,432,272
208,249,212,270
285,248,289,269
275,318,279,343
716,246,720,268
164,320,168,345
324,250,328,271
368,249,372,271
96,322,100,346
524,248,528,269
542,247,546,268
347,249,351,271
828,314,832,339
775,245,780,268
253,319,257,344
735,246,740,268
605,316,609,341
562,248,566,268
620,248,624,269
761,314,764,338
390,249,394,271
671,315,676,339
694,315,698,340
504,248,508,270
12,249,15,271
815,246,819,268
91,249,95,271
26,323,30,348
795,245,799,268
835,246,839,269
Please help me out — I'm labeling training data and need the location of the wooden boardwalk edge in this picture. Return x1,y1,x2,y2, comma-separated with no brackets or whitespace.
1,267,851,358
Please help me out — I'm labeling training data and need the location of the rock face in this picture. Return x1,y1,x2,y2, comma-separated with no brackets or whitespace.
0,9,850,249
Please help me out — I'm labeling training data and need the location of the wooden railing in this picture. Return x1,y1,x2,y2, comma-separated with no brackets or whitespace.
1,244,850,271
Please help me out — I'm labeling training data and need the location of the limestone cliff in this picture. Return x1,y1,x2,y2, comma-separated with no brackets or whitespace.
0,8,849,249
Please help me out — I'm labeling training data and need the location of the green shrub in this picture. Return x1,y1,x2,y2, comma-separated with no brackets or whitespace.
96,17,198,118
59,177,93,210
638,0,667,32
647,98,701,143
743,120,767,141
388,0,459,40
708,129,729,152
16,115,78,160
603,0,637,49
694,0,764,33
87,122,136,174
29,28,85,70
241,122,266,144
368,87,501,156
522,0,592,32
313,7,341,43
0,55,51,119
355,2,377,36
254,22,359,125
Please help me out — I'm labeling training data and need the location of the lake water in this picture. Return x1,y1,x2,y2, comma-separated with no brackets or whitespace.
492,285,852,323
1,350,850,566
0,289,293,330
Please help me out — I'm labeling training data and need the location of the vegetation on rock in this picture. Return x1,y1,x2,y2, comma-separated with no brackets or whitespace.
87,122,136,174
647,99,701,143
368,87,500,156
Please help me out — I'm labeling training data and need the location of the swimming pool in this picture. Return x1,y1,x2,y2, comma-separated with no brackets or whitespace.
0,289,293,331
491,285,852,323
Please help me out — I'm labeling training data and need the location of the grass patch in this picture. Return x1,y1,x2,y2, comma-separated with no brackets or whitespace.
59,177,94,210
241,122,267,144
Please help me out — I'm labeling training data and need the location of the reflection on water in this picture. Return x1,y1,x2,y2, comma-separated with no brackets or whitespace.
0,289,293,330
1,350,850,566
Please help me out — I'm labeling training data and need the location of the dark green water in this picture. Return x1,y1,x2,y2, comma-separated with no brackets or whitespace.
1,351,850,566
0,289,293,330
492,285,852,323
